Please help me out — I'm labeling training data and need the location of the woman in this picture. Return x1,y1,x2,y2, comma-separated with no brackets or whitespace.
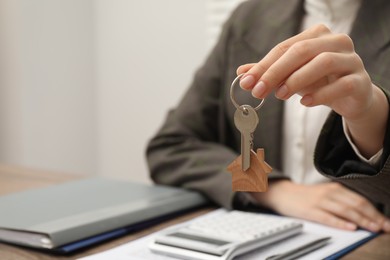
147,0,390,232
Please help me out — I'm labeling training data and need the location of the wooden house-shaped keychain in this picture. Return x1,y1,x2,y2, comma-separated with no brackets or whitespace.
227,148,272,192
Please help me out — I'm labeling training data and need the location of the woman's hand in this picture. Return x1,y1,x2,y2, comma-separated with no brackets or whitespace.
251,180,390,233
237,24,388,158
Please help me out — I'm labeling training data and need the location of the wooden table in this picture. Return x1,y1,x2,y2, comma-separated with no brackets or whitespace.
0,164,389,259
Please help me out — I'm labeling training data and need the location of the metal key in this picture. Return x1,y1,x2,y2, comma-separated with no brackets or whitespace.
234,105,259,171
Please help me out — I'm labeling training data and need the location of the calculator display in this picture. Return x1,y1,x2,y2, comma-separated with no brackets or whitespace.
168,232,230,246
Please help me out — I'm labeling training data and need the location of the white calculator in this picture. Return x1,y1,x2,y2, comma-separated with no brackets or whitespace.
149,210,303,260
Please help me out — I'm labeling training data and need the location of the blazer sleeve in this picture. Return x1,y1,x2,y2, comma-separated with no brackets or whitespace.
314,88,390,217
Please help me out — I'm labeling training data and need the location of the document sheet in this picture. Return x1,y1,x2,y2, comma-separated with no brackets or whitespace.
78,209,374,260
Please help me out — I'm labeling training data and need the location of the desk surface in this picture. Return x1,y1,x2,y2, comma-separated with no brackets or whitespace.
0,164,389,260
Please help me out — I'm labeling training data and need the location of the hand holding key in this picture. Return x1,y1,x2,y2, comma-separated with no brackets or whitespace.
237,24,388,159
227,74,272,192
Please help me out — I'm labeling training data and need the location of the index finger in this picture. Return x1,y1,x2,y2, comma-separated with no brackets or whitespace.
331,187,388,231
239,24,331,97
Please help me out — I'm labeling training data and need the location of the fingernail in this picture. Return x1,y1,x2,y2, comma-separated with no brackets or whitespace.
301,95,313,106
252,81,266,98
345,222,357,230
275,84,289,99
368,222,380,232
240,75,255,89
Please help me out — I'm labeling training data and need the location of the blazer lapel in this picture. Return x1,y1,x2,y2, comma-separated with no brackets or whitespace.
237,0,304,169
243,0,304,56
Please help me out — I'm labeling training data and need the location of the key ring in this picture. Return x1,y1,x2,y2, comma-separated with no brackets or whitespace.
230,74,265,111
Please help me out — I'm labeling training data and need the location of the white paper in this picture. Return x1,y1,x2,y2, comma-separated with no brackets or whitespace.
78,209,373,260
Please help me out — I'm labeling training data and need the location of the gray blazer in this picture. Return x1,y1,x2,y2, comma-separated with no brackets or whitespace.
146,0,390,216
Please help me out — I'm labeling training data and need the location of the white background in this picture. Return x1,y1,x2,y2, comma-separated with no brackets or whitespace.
0,0,243,183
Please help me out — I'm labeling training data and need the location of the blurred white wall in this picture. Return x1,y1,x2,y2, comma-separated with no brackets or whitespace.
0,0,96,175
0,0,243,182
95,0,209,183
